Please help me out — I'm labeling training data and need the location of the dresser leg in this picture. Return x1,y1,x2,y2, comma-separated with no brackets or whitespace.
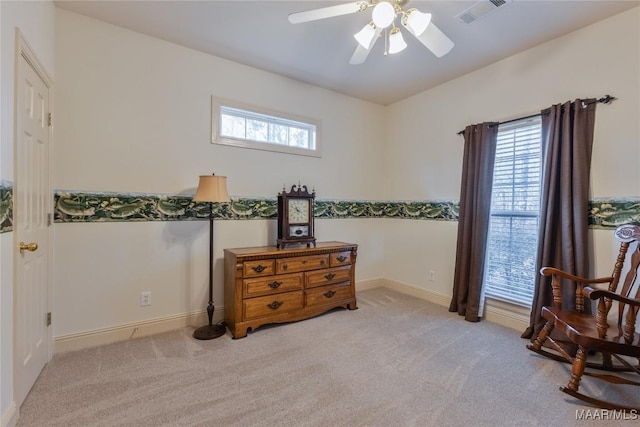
231,327,248,339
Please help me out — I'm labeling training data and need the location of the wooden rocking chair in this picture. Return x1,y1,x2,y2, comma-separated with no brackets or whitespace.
527,223,640,410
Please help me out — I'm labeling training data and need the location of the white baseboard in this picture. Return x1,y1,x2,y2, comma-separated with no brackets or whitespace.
355,278,386,291
55,281,386,353
381,278,451,307
55,279,530,353
54,309,214,353
483,298,530,332
1,401,17,427
54,280,386,353
375,278,529,332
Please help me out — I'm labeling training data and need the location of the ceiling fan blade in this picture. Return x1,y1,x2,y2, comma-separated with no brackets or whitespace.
288,2,366,24
349,45,370,65
402,21,454,58
349,28,381,65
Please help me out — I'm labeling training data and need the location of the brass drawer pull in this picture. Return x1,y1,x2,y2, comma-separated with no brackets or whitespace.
325,273,336,280
337,255,347,262
251,265,267,273
324,290,336,298
282,263,288,270
320,260,325,265
268,281,282,289
267,300,283,310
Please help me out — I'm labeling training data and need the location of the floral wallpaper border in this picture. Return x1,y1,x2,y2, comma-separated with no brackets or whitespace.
0,185,638,233
1,180,13,233
49,191,640,229
589,199,640,229
52,191,460,223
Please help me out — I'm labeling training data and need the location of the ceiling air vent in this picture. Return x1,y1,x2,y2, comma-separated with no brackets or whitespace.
456,0,512,24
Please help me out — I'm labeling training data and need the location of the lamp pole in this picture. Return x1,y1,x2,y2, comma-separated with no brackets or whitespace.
192,174,228,340
193,201,225,340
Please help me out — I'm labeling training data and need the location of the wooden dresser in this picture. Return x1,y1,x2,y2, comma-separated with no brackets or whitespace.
223,241,358,339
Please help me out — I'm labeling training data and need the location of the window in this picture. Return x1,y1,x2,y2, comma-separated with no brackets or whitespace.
484,116,542,306
211,97,321,157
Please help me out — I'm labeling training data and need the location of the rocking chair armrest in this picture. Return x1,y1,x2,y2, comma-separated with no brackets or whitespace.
584,287,640,307
539,267,613,286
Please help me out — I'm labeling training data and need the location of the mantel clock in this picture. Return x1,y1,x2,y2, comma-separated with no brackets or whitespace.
277,184,316,249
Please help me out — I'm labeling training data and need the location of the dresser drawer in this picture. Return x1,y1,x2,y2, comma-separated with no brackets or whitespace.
225,242,358,338
276,254,329,274
305,283,352,307
243,291,304,320
244,273,303,298
243,259,275,277
305,266,351,288
330,251,352,267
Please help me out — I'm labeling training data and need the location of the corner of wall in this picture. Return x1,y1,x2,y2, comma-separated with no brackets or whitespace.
1,401,17,427
379,278,529,332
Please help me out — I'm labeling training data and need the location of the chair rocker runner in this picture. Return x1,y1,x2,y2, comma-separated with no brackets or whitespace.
527,223,640,410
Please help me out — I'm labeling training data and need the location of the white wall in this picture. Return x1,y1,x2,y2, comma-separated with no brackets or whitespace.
53,9,387,338
4,4,638,422
0,1,55,425
53,6,640,340
385,8,640,303
54,9,387,199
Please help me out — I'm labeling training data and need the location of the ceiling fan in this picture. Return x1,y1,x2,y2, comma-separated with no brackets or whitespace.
288,0,455,65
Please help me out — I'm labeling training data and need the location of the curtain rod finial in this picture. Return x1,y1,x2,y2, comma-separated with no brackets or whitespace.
600,95,616,104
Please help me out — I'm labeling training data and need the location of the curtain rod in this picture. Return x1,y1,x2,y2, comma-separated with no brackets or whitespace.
456,95,616,135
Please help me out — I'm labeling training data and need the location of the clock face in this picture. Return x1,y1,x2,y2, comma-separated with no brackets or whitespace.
288,199,309,223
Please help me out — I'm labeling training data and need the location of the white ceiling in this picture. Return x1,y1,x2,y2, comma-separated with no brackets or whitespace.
54,0,639,105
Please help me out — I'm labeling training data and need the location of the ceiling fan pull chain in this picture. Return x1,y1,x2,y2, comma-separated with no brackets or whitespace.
384,28,388,56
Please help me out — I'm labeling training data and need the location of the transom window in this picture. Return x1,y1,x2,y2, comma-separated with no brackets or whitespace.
211,97,321,157
484,116,542,306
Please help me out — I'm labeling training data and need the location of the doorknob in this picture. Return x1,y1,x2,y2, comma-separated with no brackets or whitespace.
19,242,38,254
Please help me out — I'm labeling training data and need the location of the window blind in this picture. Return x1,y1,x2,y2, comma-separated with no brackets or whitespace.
484,117,542,306
220,106,316,150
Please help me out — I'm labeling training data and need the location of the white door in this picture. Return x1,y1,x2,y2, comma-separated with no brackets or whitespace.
14,44,52,407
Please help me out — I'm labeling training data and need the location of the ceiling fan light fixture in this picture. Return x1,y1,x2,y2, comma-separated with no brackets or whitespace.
404,9,431,37
371,1,395,29
354,22,377,49
288,0,455,64
388,27,407,54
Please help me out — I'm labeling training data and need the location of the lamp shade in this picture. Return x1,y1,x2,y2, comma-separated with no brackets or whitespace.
388,28,407,54
193,174,230,202
405,9,431,37
354,22,377,49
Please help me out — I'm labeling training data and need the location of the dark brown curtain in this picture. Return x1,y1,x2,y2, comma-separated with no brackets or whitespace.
449,122,498,322
522,99,596,340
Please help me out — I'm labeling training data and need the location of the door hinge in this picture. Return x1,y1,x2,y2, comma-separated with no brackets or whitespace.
48,113,52,127
47,312,52,326
47,213,53,226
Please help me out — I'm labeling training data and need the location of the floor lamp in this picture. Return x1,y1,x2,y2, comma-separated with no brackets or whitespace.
192,173,229,340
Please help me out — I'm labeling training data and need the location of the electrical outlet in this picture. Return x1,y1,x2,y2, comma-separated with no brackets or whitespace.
428,271,436,281
140,291,151,306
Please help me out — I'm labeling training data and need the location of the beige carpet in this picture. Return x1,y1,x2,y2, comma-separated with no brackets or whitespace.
17,288,638,426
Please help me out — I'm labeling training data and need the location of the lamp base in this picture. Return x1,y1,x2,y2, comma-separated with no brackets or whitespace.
193,323,226,340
